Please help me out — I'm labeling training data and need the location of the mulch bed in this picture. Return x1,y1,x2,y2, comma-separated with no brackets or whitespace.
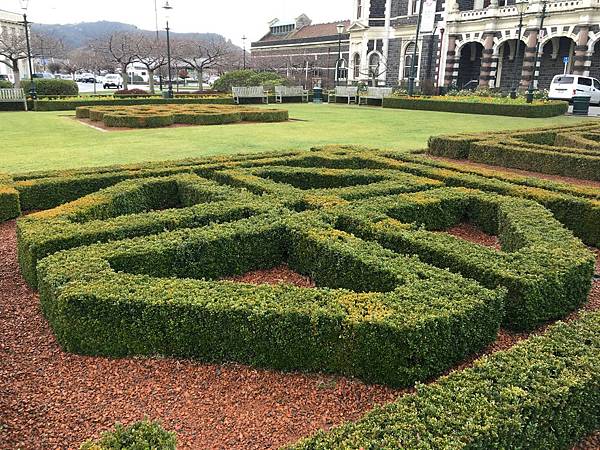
2,218,599,448
444,222,501,250
426,155,600,189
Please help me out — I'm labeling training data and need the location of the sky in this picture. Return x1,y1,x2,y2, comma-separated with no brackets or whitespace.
1,0,350,46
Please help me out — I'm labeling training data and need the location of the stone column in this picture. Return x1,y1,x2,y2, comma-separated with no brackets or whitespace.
520,28,539,90
479,32,496,88
444,35,459,87
573,26,590,75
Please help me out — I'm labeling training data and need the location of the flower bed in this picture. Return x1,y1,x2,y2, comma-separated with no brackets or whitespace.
383,95,568,117
75,104,289,129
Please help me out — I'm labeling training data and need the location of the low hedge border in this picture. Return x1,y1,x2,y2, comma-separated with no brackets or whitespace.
330,187,595,330
33,97,234,111
383,96,569,117
288,310,600,449
36,212,504,387
428,123,600,181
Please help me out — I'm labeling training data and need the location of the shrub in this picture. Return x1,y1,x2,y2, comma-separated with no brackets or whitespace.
0,80,12,88
0,173,21,222
383,96,568,117
21,79,78,96
212,69,289,93
80,419,176,450
33,97,234,111
288,311,600,449
114,88,152,98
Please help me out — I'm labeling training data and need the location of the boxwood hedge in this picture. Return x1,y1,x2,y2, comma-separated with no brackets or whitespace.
288,310,600,449
0,173,21,222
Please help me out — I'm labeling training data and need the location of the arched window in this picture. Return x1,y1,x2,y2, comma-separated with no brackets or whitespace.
353,53,361,78
357,0,363,19
369,53,381,78
403,43,419,79
336,59,348,81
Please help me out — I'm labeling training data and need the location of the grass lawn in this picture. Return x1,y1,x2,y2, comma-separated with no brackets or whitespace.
0,103,583,173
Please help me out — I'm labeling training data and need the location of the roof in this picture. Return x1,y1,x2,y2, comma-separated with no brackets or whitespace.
254,20,351,45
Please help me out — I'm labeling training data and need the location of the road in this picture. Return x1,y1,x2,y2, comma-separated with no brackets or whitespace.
76,82,205,94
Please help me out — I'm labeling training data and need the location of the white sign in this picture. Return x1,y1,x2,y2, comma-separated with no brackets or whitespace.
420,0,437,33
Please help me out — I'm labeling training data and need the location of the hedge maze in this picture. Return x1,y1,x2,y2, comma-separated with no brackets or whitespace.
75,104,289,128
429,122,600,181
2,141,600,447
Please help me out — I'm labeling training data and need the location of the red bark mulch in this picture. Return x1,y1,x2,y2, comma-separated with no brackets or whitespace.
0,220,403,450
2,218,599,449
444,222,501,250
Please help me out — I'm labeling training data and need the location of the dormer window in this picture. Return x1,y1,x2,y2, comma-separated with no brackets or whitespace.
271,24,295,35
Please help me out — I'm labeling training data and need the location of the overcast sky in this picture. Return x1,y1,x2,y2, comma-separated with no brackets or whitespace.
2,0,350,46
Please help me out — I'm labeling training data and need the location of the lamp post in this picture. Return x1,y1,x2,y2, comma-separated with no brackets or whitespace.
335,23,345,86
20,0,36,100
408,0,425,96
526,0,547,103
510,0,528,99
163,0,174,99
242,35,247,69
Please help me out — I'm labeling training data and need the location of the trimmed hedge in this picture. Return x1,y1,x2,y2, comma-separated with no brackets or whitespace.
288,310,600,449
77,104,289,129
383,96,569,117
331,187,594,330
36,212,504,387
33,96,234,111
22,79,79,96
0,173,21,222
80,419,176,450
428,123,600,181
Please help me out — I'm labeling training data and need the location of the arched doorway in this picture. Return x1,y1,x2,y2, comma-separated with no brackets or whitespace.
538,36,575,89
457,42,483,89
496,39,525,91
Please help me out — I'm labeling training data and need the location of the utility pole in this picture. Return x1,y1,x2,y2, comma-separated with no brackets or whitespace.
242,35,247,69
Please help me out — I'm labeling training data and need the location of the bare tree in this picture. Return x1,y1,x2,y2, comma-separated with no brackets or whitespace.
176,38,232,90
99,32,142,90
0,28,60,88
61,48,93,79
134,34,167,94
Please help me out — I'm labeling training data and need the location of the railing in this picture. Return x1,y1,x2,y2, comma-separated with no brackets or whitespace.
456,0,593,21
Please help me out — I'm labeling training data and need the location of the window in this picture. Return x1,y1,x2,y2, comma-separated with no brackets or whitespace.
578,77,592,87
337,59,348,80
403,43,419,79
357,0,363,18
594,79,600,90
411,0,420,15
555,76,574,84
369,53,381,78
353,53,361,78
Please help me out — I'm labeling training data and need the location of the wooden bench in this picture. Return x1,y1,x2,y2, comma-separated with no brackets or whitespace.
0,88,27,111
275,86,309,103
332,86,359,104
232,86,269,104
359,87,393,106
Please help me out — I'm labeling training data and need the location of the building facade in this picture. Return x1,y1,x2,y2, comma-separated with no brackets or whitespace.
0,9,30,82
348,0,600,90
251,15,351,88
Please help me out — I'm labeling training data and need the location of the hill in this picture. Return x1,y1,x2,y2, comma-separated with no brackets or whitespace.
32,20,231,49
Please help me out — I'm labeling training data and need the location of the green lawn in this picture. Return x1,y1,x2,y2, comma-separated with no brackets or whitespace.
0,103,583,173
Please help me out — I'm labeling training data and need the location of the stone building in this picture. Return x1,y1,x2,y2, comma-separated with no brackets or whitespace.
251,15,351,88
348,0,600,90
0,8,30,83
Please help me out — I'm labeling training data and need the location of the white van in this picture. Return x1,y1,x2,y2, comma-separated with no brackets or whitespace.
549,74,600,105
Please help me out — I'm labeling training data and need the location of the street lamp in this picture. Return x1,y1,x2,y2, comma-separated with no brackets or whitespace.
526,0,547,103
19,0,36,100
336,23,345,86
163,0,174,99
510,0,528,99
242,35,247,70
408,0,425,96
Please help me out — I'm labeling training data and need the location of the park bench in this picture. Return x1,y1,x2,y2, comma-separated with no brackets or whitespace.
359,87,393,106
232,86,269,104
332,86,359,104
0,88,27,111
275,85,309,103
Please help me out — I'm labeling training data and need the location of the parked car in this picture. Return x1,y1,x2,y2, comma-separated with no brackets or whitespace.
76,73,98,83
32,72,54,79
549,74,600,105
103,74,123,89
461,80,479,91
0,74,9,81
